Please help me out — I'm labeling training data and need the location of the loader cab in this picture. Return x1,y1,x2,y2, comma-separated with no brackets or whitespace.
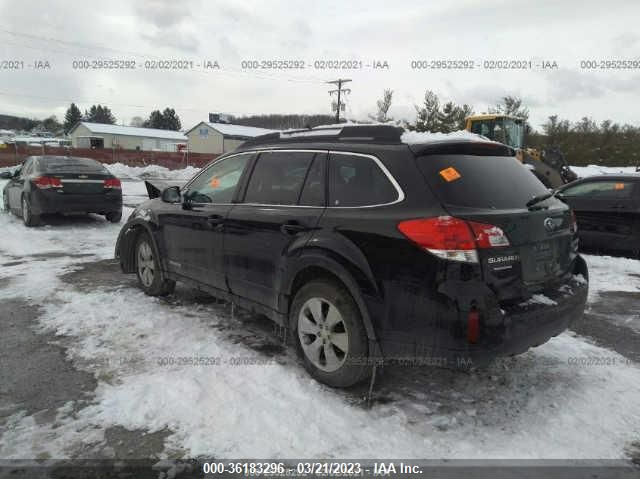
465,114,525,149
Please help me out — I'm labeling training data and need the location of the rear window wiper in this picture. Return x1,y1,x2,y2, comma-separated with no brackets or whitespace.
526,191,555,209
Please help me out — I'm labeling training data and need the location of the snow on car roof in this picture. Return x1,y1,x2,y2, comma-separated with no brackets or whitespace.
77,122,187,141
400,129,491,144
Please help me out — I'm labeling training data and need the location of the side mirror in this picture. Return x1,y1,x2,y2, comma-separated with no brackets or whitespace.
161,185,181,203
0,171,12,179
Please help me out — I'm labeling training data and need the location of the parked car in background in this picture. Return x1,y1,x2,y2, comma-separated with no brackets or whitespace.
1,155,122,226
115,125,588,388
556,174,640,257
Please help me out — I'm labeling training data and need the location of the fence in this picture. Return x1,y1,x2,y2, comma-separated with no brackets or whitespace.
0,144,219,170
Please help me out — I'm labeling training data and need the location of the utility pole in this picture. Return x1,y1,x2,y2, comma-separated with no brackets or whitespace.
327,79,351,123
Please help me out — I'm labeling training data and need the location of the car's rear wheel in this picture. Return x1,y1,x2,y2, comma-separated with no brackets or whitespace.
290,279,370,388
106,210,122,223
21,196,40,227
135,232,175,296
2,191,9,213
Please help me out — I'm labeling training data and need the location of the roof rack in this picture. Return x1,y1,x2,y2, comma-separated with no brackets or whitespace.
241,124,404,147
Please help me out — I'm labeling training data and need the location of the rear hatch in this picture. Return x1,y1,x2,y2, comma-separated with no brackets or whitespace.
414,147,575,300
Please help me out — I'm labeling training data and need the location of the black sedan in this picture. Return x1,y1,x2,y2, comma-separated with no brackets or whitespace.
556,174,640,257
1,155,122,226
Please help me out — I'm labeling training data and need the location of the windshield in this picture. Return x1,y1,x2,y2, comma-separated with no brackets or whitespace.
470,118,524,149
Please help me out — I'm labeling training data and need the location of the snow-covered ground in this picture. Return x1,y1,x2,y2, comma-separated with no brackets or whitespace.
0,174,639,461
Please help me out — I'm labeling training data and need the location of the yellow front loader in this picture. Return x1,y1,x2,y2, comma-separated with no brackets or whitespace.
465,114,577,188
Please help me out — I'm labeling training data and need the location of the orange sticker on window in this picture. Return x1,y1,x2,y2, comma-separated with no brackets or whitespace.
210,177,220,188
614,183,625,190
439,166,461,182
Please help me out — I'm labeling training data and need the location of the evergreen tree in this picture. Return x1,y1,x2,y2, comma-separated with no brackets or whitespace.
369,89,394,123
412,90,440,132
142,108,182,130
63,103,83,133
84,104,116,124
161,108,181,131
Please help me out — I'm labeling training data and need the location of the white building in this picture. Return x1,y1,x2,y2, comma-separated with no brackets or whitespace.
185,121,274,154
68,122,187,151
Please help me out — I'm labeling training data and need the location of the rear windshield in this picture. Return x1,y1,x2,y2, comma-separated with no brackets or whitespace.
41,158,109,174
416,154,548,209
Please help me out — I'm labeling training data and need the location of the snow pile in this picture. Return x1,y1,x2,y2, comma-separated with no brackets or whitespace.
401,129,490,144
583,254,640,301
571,165,638,178
106,162,200,181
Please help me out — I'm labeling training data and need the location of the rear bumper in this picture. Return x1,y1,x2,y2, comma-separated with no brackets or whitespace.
378,256,589,368
30,189,122,215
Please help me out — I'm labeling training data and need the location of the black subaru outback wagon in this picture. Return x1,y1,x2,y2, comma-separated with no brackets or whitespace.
115,125,588,387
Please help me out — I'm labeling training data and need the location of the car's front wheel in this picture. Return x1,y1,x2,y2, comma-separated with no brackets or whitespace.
135,232,175,296
290,279,371,388
21,196,40,227
2,191,9,213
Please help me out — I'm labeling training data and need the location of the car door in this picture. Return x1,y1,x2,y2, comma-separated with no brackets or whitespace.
157,152,253,291
7,158,32,213
224,150,327,310
560,178,638,251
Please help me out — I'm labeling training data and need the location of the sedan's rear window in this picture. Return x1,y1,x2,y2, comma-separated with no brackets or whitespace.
416,154,548,209
41,158,108,174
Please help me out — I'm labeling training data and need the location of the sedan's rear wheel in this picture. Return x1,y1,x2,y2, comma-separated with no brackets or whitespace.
290,279,370,388
21,196,40,227
106,210,122,223
135,232,175,296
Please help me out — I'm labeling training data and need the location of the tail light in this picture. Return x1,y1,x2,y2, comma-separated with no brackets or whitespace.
33,176,62,189
104,178,121,189
397,216,510,263
570,210,578,234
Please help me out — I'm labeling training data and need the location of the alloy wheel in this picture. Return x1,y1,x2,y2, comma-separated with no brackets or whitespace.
22,198,29,222
297,297,349,372
137,240,155,287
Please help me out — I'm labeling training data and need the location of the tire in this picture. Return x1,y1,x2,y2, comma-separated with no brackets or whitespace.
289,279,371,388
134,231,175,296
106,210,122,223
2,191,9,213
21,195,40,227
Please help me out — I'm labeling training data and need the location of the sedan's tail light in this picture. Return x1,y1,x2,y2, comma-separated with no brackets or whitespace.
33,176,62,189
104,178,121,189
397,216,510,263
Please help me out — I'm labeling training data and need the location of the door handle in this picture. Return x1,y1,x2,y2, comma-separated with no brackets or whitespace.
280,221,307,235
207,214,225,225
612,205,627,210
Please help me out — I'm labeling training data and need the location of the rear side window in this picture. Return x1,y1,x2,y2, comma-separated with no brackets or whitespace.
561,180,636,199
299,154,326,206
417,154,548,209
329,153,398,207
244,151,316,205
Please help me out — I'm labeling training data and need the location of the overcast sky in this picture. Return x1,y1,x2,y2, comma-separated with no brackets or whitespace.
1,0,639,131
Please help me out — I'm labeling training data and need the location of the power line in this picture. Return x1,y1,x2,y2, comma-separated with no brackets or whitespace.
327,79,351,123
